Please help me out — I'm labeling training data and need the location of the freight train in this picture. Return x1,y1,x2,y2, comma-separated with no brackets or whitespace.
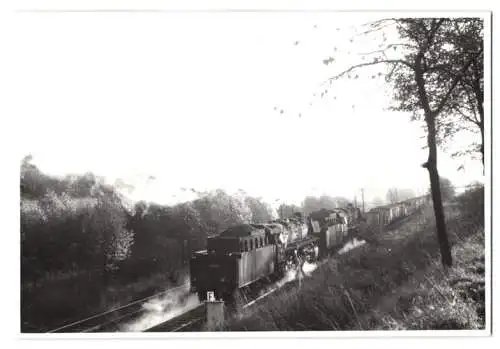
189,197,430,303
189,205,363,302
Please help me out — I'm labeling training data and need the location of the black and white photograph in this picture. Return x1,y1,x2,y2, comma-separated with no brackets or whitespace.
4,0,493,342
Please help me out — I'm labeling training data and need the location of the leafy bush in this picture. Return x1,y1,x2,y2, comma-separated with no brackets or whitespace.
456,184,484,226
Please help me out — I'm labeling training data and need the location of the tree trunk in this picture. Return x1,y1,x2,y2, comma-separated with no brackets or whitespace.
424,114,453,267
480,122,484,169
424,112,453,267
415,51,453,267
425,160,453,267
472,56,484,171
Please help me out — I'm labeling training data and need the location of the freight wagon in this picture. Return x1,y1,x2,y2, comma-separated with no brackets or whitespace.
365,195,430,228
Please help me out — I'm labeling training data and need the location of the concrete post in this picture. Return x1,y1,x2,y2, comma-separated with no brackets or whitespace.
205,292,224,331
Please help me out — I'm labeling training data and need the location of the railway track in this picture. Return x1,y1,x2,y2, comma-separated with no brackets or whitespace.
46,283,189,333
144,290,279,332
128,245,353,333
145,304,205,332
144,263,318,332
46,234,372,333
142,217,421,333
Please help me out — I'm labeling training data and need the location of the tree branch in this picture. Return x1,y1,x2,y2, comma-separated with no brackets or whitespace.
449,98,477,115
433,47,483,115
323,59,413,85
460,79,481,124
356,19,397,36
450,105,480,127
395,21,422,48
424,63,456,75
358,43,418,56
426,19,446,49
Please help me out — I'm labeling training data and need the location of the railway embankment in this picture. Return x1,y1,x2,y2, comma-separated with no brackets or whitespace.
224,187,485,331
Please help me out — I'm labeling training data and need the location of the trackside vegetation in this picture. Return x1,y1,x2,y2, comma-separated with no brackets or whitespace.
20,154,484,332
20,156,274,332
224,186,485,331
20,155,355,332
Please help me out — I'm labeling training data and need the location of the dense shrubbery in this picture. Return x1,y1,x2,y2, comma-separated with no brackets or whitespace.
456,183,484,226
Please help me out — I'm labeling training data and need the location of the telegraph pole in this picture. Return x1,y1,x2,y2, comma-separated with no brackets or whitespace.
361,188,365,213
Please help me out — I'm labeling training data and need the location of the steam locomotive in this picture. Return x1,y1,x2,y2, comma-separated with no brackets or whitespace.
189,205,363,302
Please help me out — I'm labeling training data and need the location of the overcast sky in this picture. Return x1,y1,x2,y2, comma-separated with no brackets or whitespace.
14,11,485,206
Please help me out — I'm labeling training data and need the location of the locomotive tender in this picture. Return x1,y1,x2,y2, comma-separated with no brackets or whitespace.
189,207,362,302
